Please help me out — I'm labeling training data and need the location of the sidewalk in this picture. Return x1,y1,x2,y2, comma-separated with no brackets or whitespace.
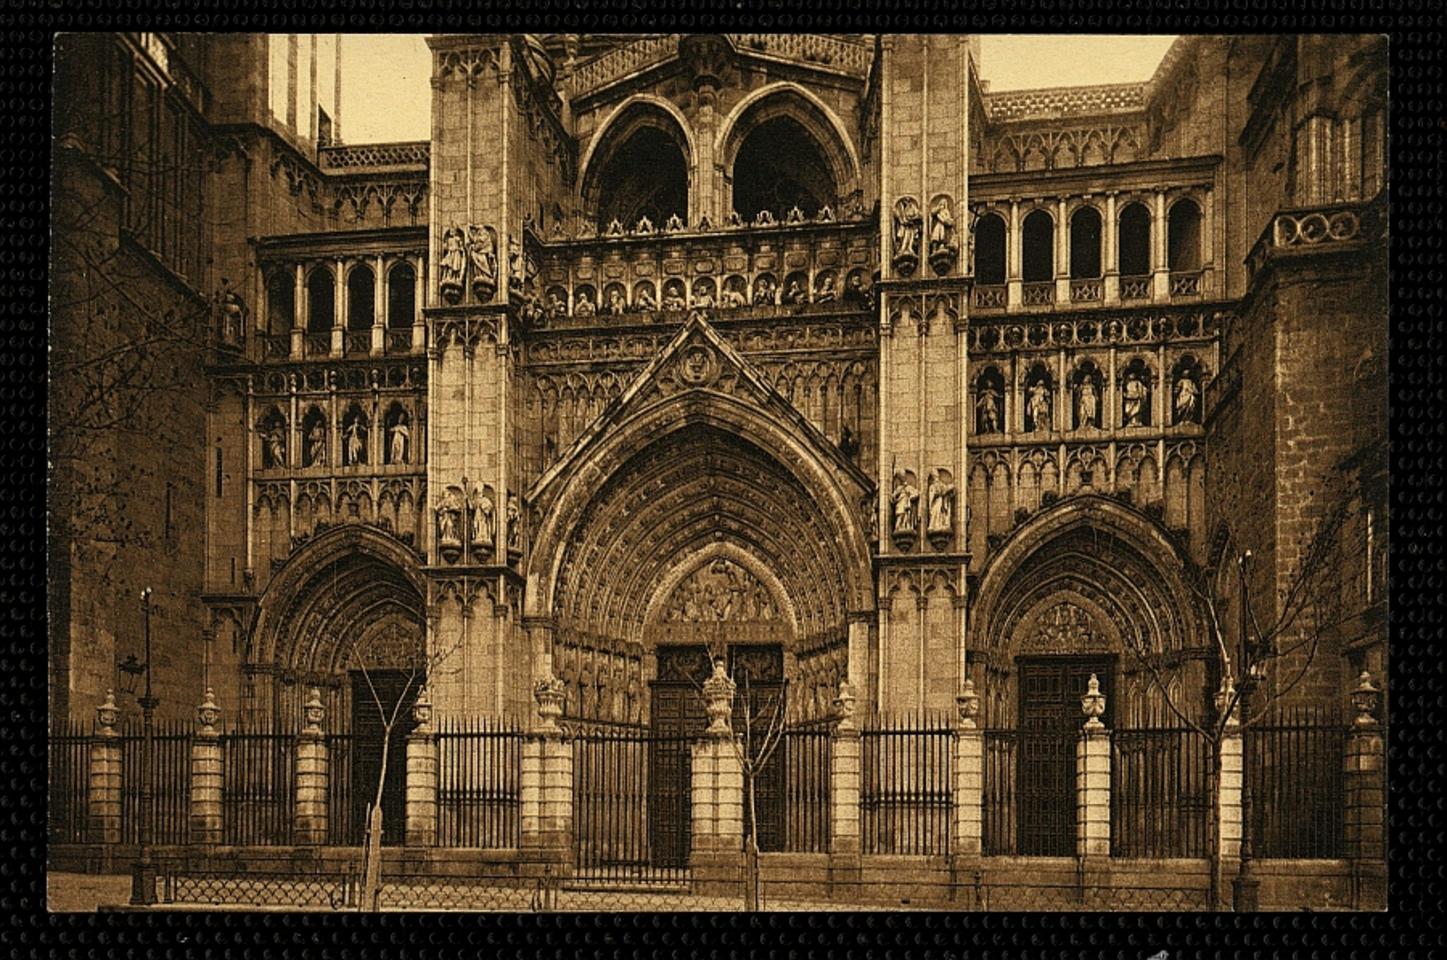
46,873,132,913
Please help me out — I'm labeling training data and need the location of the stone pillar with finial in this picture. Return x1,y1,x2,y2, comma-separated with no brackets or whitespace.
189,688,224,847
293,687,329,845
520,673,571,876
404,686,437,848
828,680,863,900
1076,674,1111,861
1344,670,1386,909
1214,676,1244,902
951,678,984,858
88,690,123,848
691,659,743,898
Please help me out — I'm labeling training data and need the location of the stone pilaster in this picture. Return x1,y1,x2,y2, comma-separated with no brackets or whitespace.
293,688,329,846
87,690,122,846
405,686,438,848
519,675,570,869
1345,671,1386,909
189,688,223,847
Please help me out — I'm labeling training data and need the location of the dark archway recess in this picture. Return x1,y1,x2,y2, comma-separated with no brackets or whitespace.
267,271,294,335
1118,203,1152,277
387,263,415,329
1070,207,1103,279
975,213,1007,285
347,265,375,330
1021,210,1055,282
594,126,688,229
307,268,335,333
732,116,838,223
1168,199,1202,272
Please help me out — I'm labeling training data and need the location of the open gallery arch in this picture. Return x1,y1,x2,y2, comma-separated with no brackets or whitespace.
580,98,693,231
720,85,860,222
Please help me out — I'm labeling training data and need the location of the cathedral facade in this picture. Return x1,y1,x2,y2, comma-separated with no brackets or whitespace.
50,33,1388,904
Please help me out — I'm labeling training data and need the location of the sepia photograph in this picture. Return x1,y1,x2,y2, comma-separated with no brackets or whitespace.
47,31,1388,914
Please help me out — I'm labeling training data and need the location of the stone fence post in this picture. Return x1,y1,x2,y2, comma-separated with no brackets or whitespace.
1345,671,1386,909
691,659,743,898
293,688,329,845
405,686,437,848
1076,675,1111,881
520,674,572,874
828,681,862,900
950,680,984,906
189,688,223,847
87,691,123,847
1215,679,1244,903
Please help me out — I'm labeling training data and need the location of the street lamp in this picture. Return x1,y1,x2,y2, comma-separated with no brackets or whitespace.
119,588,157,906
1231,552,1262,913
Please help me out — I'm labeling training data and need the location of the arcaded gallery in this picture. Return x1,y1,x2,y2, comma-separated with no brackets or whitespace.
49,33,1388,909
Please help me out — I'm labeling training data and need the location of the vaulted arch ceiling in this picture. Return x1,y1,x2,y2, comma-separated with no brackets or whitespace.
553,423,852,644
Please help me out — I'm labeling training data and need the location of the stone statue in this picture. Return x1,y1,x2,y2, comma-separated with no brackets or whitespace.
661,287,686,312
388,412,410,465
926,470,955,536
439,225,467,303
815,273,837,303
466,224,498,301
264,422,287,468
214,285,246,345
506,494,522,550
344,416,367,466
306,421,328,467
1123,373,1149,427
437,488,462,546
470,484,494,549
603,287,626,316
891,471,920,537
1076,377,1099,430
719,286,745,309
928,196,958,273
574,289,596,317
782,277,807,306
752,276,776,306
507,238,524,293
692,285,715,309
545,291,566,323
1175,374,1200,424
892,196,923,273
839,424,860,462
1028,380,1053,432
976,385,1001,434
634,285,657,312
843,273,868,306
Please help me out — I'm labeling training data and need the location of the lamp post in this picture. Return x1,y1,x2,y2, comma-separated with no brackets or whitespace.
1231,552,1262,913
119,588,157,906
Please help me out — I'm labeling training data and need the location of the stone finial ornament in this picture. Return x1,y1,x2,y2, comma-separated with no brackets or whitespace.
703,659,737,737
303,687,326,735
197,687,221,735
832,679,857,732
1351,670,1381,727
1081,674,1106,730
534,673,566,731
97,689,120,733
412,684,433,731
956,677,981,730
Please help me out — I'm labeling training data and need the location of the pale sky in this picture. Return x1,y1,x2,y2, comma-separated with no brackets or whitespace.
336,34,1177,145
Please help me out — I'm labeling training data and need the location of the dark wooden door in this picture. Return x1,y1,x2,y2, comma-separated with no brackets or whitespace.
1016,656,1114,856
729,645,786,852
350,672,418,846
648,678,704,868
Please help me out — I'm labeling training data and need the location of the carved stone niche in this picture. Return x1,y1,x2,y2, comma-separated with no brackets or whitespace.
891,196,923,276
927,194,959,276
437,484,465,563
889,468,921,552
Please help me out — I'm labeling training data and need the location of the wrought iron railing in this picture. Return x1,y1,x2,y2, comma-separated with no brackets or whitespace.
860,715,953,856
326,732,357,846
436,718,523,849
1110,725,1211,858
120,721,193,846
780,725,831,853
221,727,296,846
982,729,1017,856
1246,707,1347,859
48,720,92,845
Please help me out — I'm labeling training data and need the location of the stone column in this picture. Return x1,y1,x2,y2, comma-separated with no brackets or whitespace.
691,660,743,898
87,690,123,847
189,688,223,847
291,263,306,358
828,682,862,901
1006,198,1022,311
1103,192,1120,303
331,259,347,356
1344,672,1386,909
404,686,437,848
293,688,329,846
520,674,571,875
371,253,387,355
1055,196,1071,304
950,679,984,907
411,253,426,351
1076,674,1111,865
1151,189,1170,301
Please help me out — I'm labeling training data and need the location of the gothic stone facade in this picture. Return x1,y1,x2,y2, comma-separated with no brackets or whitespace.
51,33,1388,881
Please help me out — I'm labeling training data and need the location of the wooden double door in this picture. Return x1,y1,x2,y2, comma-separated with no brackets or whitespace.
649,644,786,866
1015,656,1115,857
349,671,418,846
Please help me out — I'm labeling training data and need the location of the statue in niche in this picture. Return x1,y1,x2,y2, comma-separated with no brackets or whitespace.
466,225,498,302
1123,371,1149,427
437,488,463,547
545,291,566,324
719,285,745,309
470,483,494,549
388,410,410,464
343,414,368,467
752,276,776,306
634,285,657,312
691,284,715,310
891,470,920,538
602,287,626,316
661,282,686,312
843,273,868,306
574,289,596,318
1027,379,1053,433
506,494,521,550
305,420,328,467
838,424,860,462
928,196,959,274
815,273,837,303
781,277,808,306
892,196,923,274
213,282,246,346
438,226,467,304
507,238,523,293
665,212,685,233
1076,376,1100,430
863,493,879,542
975,384,1001,434
926,470,956,538
262,421,287,469
1174,373,1200,424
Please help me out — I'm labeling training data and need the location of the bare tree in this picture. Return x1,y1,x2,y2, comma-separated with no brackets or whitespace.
1109,495,1352,910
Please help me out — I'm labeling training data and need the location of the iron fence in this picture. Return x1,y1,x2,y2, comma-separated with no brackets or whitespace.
157,863,359,909
436,718,522,849
780,724,831,853
221,727,295,846
1111,725,1211,858
48,720,92,844
860,715,953,856
1247,706,1347,858
120,721,193,846
326,733,357,846
982,729,1017,856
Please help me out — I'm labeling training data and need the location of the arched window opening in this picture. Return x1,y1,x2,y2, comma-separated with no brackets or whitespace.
1021,210,1054,283
306,267,334,333
1118,203,1152,278
387,263,416,329
347,264,375,330
1069,207,1103,279
1167,199,1202,272
267,271,295,334
732,117,838,223
975,214,1007,285
593,125,688,231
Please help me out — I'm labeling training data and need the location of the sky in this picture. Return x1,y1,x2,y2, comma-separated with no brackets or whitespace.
336,34,1178,145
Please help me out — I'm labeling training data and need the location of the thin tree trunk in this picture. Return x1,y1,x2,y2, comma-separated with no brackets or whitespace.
744,768,760,911
1206,737,1222,911
361,723,392,912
